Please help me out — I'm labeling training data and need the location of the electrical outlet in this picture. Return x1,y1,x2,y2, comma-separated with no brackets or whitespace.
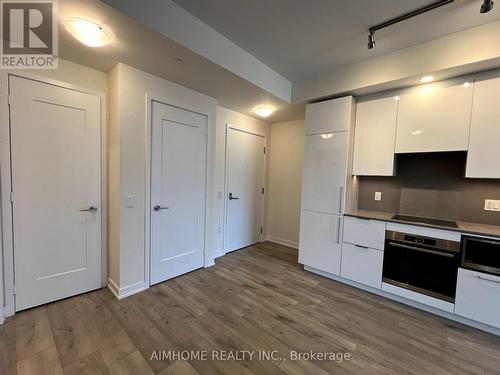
374,192,382,201
484,199,500,212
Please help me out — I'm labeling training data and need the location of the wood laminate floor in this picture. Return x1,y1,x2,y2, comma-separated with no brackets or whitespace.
1,241,500,374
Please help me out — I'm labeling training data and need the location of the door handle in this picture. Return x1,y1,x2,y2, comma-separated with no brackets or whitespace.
477,276,500,285
336,218,342,244
388,241,454,258
153,205,169,211
228,193,239,200
338,186,344,213
80,206,98,213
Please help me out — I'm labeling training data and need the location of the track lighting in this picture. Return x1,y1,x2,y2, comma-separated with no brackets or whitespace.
367,33,376,49
366,0,454,49
480,0,494,13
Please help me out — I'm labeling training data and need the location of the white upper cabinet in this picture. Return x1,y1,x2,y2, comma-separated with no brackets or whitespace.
466,76,500,178
305,96,354,135
395,81,473,153
301,132,348,214
353,96,398,176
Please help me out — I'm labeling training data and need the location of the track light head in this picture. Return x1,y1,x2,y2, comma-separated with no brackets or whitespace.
481,0,494,13
367,33,376,49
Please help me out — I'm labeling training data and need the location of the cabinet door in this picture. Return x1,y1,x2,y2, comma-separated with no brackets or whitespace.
466,77,500,178
340,243,383,289
353,96,398,176
301,132,348,214
299,210,342,275
305,96,354,135
395,81,473,153
455,268,500,329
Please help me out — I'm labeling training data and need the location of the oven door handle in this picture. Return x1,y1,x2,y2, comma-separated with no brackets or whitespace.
388,241,455,258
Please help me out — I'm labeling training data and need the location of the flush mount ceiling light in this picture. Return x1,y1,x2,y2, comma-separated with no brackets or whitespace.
367,0,454,50
420,75,434,83
480,0,494,13
64,18,111,47
463,81,471,87
255,106,274,118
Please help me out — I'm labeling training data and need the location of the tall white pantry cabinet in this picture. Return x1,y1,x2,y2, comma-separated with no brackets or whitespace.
299,97,356,275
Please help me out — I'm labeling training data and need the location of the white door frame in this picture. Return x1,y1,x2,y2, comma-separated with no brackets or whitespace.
223,123,267,255
144,94,215,289
0,72,107,319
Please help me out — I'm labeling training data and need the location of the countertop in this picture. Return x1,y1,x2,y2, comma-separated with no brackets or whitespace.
345,210,500,238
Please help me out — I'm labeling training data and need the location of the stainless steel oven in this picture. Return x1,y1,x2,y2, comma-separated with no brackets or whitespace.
461,235,500,276
383,231,461,303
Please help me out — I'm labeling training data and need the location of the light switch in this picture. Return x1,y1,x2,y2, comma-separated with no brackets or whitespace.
125,195,135,208
485,199,500,212
374,192,382,201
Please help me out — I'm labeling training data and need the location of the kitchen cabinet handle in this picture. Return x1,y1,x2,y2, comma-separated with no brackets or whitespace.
338,186,343,213
477,275,500,285
336,218,342,244
354,244,369,249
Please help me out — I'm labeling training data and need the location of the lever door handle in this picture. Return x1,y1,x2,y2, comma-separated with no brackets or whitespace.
154,205,169,211
80,206,98,213
228,193,239,200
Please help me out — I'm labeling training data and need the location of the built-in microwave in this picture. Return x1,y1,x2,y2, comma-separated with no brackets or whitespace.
461,235,500,276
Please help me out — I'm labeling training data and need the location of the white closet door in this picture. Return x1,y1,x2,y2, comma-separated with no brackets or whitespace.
150,101,206,285
10,76,102,311
225,128,265,253
301,132,348,214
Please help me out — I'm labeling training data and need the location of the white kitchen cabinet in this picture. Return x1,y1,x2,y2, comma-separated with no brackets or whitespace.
343,216,386,250
301,132,348,214
455,268,500,329
304,96,355,135
353,96,398,176
466,77,500,178
298,210,343,275
395,81,473,153
341,243,383,289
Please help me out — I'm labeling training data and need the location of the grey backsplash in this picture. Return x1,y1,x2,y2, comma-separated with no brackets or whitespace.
357,152,500,225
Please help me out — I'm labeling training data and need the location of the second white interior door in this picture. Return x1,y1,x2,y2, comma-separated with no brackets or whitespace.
150,101,206,285
225,127,265,253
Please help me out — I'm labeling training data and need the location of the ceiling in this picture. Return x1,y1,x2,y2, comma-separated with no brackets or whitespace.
172,0,500,82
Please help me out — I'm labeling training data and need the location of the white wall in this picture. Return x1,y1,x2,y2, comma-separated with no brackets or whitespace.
0,59,108,319
108,63,218,295
214,106,270,257
265,120,304,248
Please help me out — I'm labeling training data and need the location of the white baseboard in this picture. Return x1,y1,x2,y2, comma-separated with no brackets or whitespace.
265,236,299,249
107,278,146,300
0,307,4,325
304,266,500,337
205,259,216,267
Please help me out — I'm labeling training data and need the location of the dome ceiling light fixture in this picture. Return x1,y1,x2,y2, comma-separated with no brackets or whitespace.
367,0,454,50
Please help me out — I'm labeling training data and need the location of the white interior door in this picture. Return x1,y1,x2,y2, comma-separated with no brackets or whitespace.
150,101,206,285
10,76,102,311
225,127,265,253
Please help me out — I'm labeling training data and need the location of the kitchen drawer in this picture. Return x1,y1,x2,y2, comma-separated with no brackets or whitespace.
343,216,386,250
455,268,500,329
341,243,383,289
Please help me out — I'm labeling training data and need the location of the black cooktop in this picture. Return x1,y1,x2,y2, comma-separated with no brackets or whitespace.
391,215,458,228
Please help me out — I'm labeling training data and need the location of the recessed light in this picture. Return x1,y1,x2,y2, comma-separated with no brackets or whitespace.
321,134,334,139
64,18,111,47
463,82,471,87
420,75,434,83
394,95,400,101
255,106,274,118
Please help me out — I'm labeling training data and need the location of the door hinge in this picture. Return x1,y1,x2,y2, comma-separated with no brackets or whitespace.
7,94,12,106
263,147,266,154
262,187,264,195
13,284,16,295
10,192,14,203
260,227,263,234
